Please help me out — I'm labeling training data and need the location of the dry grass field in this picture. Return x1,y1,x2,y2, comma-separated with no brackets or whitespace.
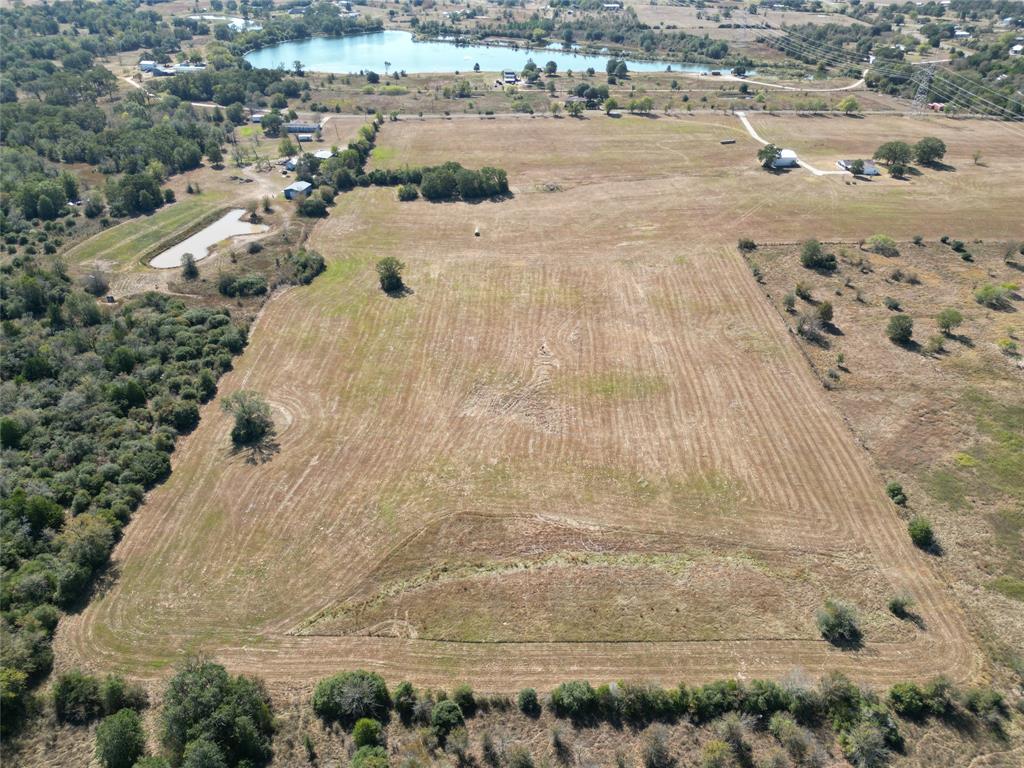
53,112,1024,697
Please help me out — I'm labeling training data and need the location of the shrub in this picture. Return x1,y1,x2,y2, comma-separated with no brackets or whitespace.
800,239,836,270
507,746,534,768
351,745,389,768
782,292,796,312
737,238,756,252
768,712,810,762
53,669,102,724
974,284,1010,309
795,282,813,301
431,699,464,743
517,687,540,717
885,482,907,506
100,674,148,715
691,680,745,723
376,256,405,293
394,681,417,724
840,721,889,768
452,684,476,717
963,687,1006,726
817,300,834,325
867,234,899,258
95,709,146,768
217,273,267,297
312,670,390,728
397,183,419,202
886,314,913,344
297,195,328,217
912,235,924,245
641,725,674,768
550,680,598,721
818,672,862,730
924,335,945,354
816,600,861,647
700,740,731,768
883,296,900,311
420,168,458,201
936,308,963,335
907,516,934,550
888,683,927,719
353,718,385,748
742,680,790,719
888,594,914,618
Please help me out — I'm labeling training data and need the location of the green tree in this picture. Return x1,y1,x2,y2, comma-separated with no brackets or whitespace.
518,688,540,716
757,143,781,169
312,670,391,728
936,308,963,335
908,516,934,550
873,141,912,167
53,670,102,724
913,136,947,165
604,97,619,114
431,699,464,743
351,746,389,768
800,239,836,270
886,314,913,344
220,390,274,446
837,95,860,114
207,144,224,165
182,253,199,280
376,256,405,293
95,709,146,768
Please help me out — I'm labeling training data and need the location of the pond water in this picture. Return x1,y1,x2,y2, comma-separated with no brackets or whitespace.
245,30,739,75
150,209,268,269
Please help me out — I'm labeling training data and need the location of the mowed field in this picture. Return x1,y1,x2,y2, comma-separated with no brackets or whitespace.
57,112,1024,691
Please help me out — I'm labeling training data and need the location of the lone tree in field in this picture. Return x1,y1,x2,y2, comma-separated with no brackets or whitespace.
221,390,274,446
376,256,405,293
800,239,836,270
758,143,781,170
914,137,947,166
837,95,860,115
873,140,912,167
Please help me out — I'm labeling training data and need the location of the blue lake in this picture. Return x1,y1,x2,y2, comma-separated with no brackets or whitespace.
245,30,735,75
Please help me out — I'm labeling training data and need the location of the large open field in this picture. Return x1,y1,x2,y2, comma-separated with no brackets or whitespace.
56,112,1024,693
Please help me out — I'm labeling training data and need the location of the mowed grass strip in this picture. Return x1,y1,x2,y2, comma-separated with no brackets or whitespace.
65,193,226,270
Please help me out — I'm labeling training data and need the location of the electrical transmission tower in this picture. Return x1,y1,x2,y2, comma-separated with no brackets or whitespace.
912,64,937,116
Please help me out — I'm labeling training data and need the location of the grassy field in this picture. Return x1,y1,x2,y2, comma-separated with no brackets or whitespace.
53,113,1024,694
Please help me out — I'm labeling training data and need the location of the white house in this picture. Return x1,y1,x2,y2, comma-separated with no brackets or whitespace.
837,159,880,176
1011,44,1023,57
313,149,334,160
502,71,518,84
773,149,798,168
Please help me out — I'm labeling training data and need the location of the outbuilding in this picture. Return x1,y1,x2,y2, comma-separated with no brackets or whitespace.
313,149,334,160
139,60,156,72
772,149,798,168
836,159,880,176
283,181,312,200
286,121,320,133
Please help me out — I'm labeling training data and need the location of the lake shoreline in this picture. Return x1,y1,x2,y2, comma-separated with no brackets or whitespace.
243,29,753,76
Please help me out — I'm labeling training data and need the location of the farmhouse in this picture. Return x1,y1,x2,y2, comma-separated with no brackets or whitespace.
772,149,798,168
837,159,880,176
283,181,312,200
286,121,320,133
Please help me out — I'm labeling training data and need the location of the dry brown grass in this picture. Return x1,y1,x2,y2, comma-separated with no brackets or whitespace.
51,114,1024,695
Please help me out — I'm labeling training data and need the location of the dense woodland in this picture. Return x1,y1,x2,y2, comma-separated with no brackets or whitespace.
0,257,252,737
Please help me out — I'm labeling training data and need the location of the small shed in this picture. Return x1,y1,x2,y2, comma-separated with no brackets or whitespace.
296,133,314,142
283,181,312,200
502,71,518,84
313,149,334,160
772,149,798,168
139,60,156,72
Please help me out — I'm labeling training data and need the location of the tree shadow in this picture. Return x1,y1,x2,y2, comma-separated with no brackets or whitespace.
230,432,280,465
926,161,957,172
385,284,414,299
824,323,844,336
948,332,974,348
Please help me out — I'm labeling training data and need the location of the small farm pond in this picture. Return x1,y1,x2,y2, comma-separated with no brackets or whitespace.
150,209,268,269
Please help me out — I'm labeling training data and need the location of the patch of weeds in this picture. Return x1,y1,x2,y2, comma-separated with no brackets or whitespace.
988,577,1024,602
